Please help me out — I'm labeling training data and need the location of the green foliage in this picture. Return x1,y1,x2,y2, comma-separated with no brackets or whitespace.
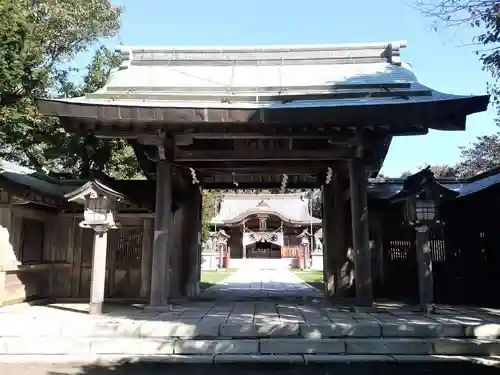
0,0,142,179
0,0,44,105
455,132,500,177
417,1,500,109
202,190,220,242
415,1,500,177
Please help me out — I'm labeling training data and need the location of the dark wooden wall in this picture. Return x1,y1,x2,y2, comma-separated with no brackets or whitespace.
76,223,143,299
373,190,500,307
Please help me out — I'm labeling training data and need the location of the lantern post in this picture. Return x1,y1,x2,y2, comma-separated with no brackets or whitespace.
404,196,439,313
298,229,312,270
390,167,457,313
65,181,124,315
214,230,230,269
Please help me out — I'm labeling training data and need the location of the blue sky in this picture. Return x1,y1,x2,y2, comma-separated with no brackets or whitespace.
93,0,496,177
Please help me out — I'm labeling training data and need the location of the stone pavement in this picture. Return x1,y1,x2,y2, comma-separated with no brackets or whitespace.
1,301,500,362
200,267,322,299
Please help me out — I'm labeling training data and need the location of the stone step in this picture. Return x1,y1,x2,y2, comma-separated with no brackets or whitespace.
2,320,499,340
1,337,500,357
1,354,500,365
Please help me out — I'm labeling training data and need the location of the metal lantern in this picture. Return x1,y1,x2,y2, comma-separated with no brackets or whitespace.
215,229,230,246
298,229,311,245
403,197,437,224
415,199,437,222
83,195,116,225
403,197,417,223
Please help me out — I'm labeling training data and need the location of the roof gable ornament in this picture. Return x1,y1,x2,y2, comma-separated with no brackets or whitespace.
389,166,458,204
256,200,270,208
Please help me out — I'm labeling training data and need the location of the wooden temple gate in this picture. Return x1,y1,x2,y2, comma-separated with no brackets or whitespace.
34,41,489,308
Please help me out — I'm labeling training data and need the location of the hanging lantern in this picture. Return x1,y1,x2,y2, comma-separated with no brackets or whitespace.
415,199,437,222
83,194,117,225
300,235,310,246
65,180,124,232
403,196,437,224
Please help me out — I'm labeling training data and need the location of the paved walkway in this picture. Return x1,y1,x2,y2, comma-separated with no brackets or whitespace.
200,267,322,299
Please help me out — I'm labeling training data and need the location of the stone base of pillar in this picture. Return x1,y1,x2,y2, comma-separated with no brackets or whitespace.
420,303,436,315
89,302,103,315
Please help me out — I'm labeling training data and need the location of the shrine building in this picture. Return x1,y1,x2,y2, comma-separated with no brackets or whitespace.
208,192,321,268
0,40,493,311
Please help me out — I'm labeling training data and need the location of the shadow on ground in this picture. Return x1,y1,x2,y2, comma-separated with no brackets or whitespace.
32,361,500,375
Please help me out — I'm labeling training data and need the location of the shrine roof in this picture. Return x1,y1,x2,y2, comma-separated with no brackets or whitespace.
0,160,154,209
367,177,464,200
36,41,489,130
0,160,83,198
457,167,500,197
211,192,321,226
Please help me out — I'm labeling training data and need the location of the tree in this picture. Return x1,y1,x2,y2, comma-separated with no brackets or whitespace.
416,1,500,107
0,0,44,106
427,164,458,177
0,0,142,179
416,1,500,112
415,2,500,176
202,190,219,242
454,132,500,176
399,165,457,178
43,46,143,179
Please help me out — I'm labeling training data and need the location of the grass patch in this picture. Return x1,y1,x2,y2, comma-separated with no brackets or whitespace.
292,269,323,291
200,268,237,290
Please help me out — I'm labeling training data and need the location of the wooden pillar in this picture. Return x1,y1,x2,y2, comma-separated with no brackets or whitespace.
322,177,350,299
241,226,246,258
140,218,154,298
150,160,172,307
89,231,107,315
169,205,185,298
416,225,434,309
349,158,373,306
183,187,202,297
370,212,385,287
334,182,350,296
0,205,19,267
322,183,335,297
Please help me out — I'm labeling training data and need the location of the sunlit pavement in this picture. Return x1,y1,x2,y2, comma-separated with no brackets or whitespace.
200,267,322,299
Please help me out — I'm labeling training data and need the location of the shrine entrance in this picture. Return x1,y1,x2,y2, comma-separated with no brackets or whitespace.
246,240,281,259
37,41,489,307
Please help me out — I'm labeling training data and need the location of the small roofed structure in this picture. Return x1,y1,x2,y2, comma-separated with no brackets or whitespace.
390,166,460,204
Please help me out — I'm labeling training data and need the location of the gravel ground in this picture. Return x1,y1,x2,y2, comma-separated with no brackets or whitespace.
1,362,499,375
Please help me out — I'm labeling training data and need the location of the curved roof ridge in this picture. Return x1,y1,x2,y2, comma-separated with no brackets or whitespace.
222,192,306,200
116,40,408,53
